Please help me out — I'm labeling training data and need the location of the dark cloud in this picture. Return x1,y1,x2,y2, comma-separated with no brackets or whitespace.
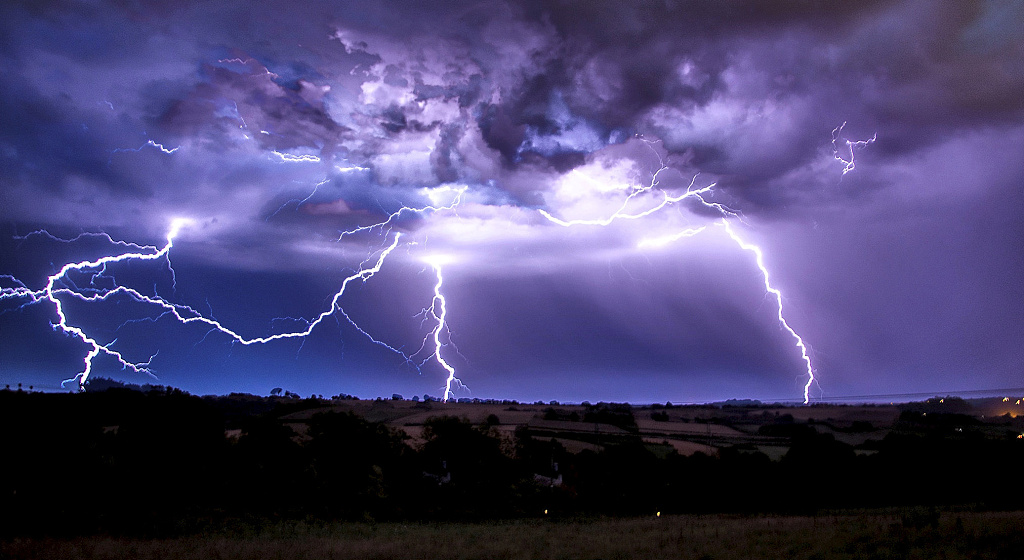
159,62,349,155
1,0,1022,402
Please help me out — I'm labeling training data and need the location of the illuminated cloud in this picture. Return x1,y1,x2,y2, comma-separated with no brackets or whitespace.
1,0,1022,402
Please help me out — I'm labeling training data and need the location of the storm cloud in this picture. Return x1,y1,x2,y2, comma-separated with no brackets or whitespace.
1,0,1022,402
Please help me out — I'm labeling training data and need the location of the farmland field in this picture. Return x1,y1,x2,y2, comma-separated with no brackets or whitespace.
4,510,1022,560
5,387,1024,549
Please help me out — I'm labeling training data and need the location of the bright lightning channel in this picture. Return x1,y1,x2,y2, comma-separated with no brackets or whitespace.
719,221,815,403
539,168,734,227
637,221,817,403
0,219,192,389
2,182,469,395
832,121,877,176
338,185,467,240
111,139,181,156
541,148,820,402
635,227,706,249
334,185,468,400
271,150,321,163
545,126,872,402
421,256,462,402
0,220,405,390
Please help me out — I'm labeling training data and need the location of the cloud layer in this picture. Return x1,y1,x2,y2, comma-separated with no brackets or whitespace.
1,0,1022,401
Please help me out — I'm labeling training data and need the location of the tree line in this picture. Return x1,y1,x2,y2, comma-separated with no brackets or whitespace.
2,388,1022,537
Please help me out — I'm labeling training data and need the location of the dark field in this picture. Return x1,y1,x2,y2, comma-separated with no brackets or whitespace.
5,384,1024,558
4,510,1023,560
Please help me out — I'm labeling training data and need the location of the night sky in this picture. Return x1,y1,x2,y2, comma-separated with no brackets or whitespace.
2,0,1022,403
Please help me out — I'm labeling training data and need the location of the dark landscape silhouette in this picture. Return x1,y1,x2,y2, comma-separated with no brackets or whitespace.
3,380,1024,539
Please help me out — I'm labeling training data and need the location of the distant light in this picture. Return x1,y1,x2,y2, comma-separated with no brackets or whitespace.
168,217,195,240
656,511,661,518
422,254,458,267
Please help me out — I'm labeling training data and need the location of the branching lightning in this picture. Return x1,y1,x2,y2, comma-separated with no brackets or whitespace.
537,140,828,403
266,165,371,221
0,219,191,389
267,177,332,220
338,185,467,240
3,125,867,403
1,182,468,396
332,185,468,400
832,121,877,176
539,169,734,227
111,139,181,158
718,220,816,403
0,221,406,390
271,150,321,163
331,184,469,401
638,220,818,403
419,257,462,402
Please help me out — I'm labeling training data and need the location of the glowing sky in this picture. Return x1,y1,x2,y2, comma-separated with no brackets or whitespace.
2,0,1022,402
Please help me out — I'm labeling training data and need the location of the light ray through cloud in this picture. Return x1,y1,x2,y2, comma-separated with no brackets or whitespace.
2,0,1021,403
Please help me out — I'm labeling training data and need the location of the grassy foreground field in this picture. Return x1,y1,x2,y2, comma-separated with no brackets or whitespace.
4,510,1022,560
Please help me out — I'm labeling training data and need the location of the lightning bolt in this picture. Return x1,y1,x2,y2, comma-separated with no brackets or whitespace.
832,121,877,176
329,186,469,400
338,185,467,240
4,126,864,403
0,220,409,390
3,173,468,397
110,139,181,158
539,169,734,227
266,164,371,221
267,177,332,220
542,140,823,402
1,219,191,389
145,140,181,155
717,221,816,403
635,226,707,249
175,233,404,347
546,127,873,402
271,150,321,163
638,221,817,403
335,165,370,173
2,182,469,395
420,258,462,402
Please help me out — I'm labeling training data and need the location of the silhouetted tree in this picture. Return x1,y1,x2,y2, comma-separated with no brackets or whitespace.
419,415,521,516
304,411,414,519
228,415,305,515
779,431,857,510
